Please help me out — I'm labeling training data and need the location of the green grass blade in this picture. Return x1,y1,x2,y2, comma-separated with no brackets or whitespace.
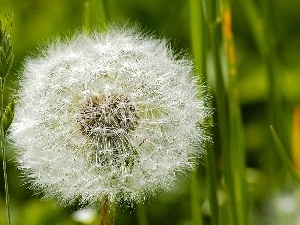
83,1,90,34
270,125,300,187
190,171,203,225
0,17,13,225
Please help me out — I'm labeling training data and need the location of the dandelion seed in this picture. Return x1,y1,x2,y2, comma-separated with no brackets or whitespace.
9,26,211,207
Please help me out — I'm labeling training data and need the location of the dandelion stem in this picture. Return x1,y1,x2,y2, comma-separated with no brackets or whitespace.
100,195,115,225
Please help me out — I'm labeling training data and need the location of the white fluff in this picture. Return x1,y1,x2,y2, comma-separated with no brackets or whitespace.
9,26,211,207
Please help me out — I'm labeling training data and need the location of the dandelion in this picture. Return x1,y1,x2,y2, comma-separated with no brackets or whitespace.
9,26,210,215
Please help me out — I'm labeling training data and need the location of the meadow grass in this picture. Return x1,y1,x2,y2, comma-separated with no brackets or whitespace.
1,0,300,225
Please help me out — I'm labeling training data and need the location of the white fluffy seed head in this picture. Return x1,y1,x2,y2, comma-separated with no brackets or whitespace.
9,26,211,207
77,93,140,139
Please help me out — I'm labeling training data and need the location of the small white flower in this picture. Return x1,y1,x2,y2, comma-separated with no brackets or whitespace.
10,26,211,206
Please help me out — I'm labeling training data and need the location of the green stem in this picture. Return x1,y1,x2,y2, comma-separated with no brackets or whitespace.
236,0,266,56
205,0,231,223
227,94,248,225
1,78,11,225
83,0,90,34
204,0,249,224
93,0,107,30
189,1,219,224
189,0,204,78
221,3,248,225
100,196,115,225
205,142,219,225
84,0,108,33
136,204,149,225
270,125,300,187
263,0,290,167
190,171,203,225
240,0,288,172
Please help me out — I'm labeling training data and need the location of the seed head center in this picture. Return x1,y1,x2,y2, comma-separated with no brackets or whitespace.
77,93,139,139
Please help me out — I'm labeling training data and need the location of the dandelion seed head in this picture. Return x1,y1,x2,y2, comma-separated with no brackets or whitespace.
9,26,211,207
77,93,139,139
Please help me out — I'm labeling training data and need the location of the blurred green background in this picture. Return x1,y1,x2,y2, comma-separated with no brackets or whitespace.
1,0,300,224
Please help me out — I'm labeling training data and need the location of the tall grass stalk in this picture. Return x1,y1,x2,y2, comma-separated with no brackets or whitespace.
189,0,219,225
189,0,204,76
270,125,300,187
203,1,234,225
190,171,203,225
1,18,13,225
84,0,107,33
188,1,205,225
239,0,288,176
292,108,300,174
204,144,219,225
83,1,91,33
1,79,11,225
269,124,299,225
92,0,107,30
262,1,291,178
235,0,266,56
202,0,249,224
221,2,248,225
136,205,149,225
